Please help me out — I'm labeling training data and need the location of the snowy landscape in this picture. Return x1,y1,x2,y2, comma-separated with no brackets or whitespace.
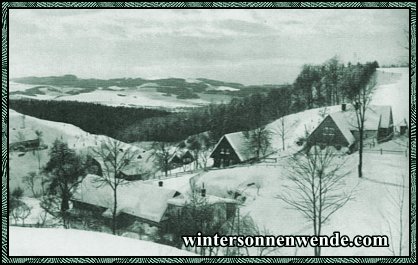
8,67,410,256
7,9,411,258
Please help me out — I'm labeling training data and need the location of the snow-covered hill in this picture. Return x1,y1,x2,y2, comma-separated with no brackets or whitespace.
8,109,156,196
9,227,197,256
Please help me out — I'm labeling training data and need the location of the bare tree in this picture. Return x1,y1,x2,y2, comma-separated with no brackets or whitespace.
34,130,43,170
382,173,408,256
244,126,272,161
91,139,139,234
345,62,379,178
150,142,178,178
11,201,31,225
23,171,39,198
277,146,355,256
276,116,292,151
21,114,26,129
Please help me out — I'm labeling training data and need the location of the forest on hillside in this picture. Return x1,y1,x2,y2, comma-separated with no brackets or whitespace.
9,58,379,143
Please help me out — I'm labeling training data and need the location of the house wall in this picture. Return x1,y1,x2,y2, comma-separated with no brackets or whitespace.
210,137,241,167
307,116,350,148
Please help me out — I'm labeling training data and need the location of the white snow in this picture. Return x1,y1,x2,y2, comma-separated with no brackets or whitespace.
215,86,240,91
9,227,196,256
191,147,409,256
371,68,409,126
266,105,342,155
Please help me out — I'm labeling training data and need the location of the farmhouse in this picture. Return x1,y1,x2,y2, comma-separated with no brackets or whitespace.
71,174,181,228
9,128,40,151
209,132,255,168
307,104,394,151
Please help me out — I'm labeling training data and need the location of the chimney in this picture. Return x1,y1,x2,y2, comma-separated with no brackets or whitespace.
341,103,346,112
201,183,206,197
158,181,163,187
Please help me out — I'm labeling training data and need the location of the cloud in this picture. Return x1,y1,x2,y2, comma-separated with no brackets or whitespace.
9,9,409,84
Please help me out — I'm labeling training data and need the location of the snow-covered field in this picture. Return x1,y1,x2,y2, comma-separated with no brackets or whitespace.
9,81,234,110
191,149,409,256
9,227,196,256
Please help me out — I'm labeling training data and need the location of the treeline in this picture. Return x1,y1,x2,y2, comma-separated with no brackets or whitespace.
9,99,170,139
292,57,379,110
119,88,292,142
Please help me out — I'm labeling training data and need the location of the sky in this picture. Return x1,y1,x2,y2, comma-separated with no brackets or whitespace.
9,9,409,85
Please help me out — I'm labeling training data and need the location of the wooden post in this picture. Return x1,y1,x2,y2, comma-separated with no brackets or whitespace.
380,148,382,155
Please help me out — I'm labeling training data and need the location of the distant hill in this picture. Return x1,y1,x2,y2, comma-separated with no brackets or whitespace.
10,75,285,109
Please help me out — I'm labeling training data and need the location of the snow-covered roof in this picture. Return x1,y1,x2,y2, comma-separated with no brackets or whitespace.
210,131,254,162
167,194,238,207
324,105,392,145
328,112,356,145
72,174,179,223
330,105,392,131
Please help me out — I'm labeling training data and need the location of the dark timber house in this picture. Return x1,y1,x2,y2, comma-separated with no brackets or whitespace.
307,104,394,152
209,132,255,168
168,150,194,168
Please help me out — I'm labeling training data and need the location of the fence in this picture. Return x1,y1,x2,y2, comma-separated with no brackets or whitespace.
363,148,408,156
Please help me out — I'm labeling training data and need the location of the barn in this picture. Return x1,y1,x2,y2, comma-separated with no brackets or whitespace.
307,104,394,151
209,132,255,168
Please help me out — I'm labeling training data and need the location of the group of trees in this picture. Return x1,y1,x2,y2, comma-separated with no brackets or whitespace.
10,99,170,139
292,57,379,111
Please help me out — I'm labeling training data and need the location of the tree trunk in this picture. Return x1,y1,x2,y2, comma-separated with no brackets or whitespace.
112,188,118,235
61,193,70,213
358,129,363,178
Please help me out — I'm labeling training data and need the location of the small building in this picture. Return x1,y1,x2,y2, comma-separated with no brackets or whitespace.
307,104,394,151
209,132,255,168
9,128,40,151
169,150,194,168
89,155,144,181
71,174,181,228
399,119,408,135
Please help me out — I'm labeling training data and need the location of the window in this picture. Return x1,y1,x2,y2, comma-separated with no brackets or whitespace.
323,126,335,137
220,148,225,154
225,148,230,155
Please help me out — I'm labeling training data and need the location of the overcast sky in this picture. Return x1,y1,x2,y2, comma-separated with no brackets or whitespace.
9,9,409,85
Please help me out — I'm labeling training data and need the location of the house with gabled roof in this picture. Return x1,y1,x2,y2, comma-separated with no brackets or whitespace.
209,131,256,168
168,149,194,168
306,104,394,152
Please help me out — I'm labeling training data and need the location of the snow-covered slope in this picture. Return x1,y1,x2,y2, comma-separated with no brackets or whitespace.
9,227,197,256
371,68,409,126
8,109,156,196
192,145,409,256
